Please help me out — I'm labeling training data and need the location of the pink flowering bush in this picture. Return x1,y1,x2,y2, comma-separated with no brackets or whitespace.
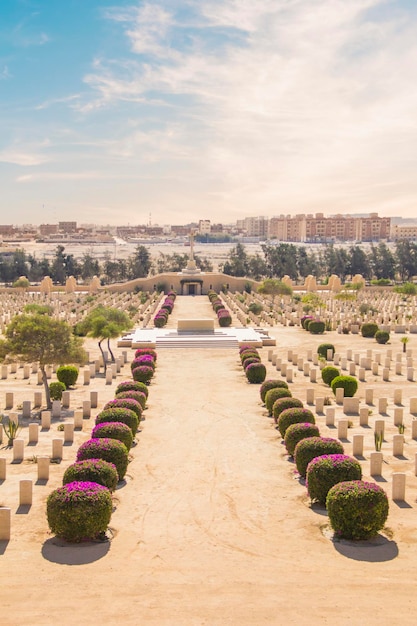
62,459,118,492
265,388,293,416
92,421,134,451
115,380,149,399
294,437,344,478
260,379,289,403
46,481,112,542
104,397,143,420
306,454,362,505
245,362,266,384
115,389,147,409
132,365,154,384
277,407,316,438
77,438,129,480
95,407,139,436
284,423,321,456
134,348,157,362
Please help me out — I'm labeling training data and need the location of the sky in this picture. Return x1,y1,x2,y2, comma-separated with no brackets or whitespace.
1,0,417,226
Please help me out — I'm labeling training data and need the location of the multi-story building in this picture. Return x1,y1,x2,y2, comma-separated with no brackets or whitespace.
391,224,417,241
58,221,77,233
240,216,269,238
198,220,211,235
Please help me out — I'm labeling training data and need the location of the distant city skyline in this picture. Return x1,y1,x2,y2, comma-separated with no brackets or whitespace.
2,0,417,225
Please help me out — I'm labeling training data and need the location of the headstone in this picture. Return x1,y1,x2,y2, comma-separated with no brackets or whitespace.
1,365,7,379
105,368,113,385
343,398,359,415
41,411,51,430
315,397,324,414
61,391,70,409
52,439,63,460
64,423,74,443
5,392,13,410
82,401,91,418
370,451,383,476
394,408,403,426
365,388,374,405
407,368,414,382
90,391,98,409
358,368,366,382
359,408,369,427
372,362,379,376
13,439,24,462
382,368,390,382
349,363,356,376
393,435,404,457
83,369,91,385
37,456,50,481
28,423,39,444
0,458,6,480
325,408,335,427
378,398,388,414
52,401,61,418
22,401,31,419
338,419,348,439
392,473,406,501
352,434,364,456
23,365,30,379
33,392,42,408
309,369,317,383
74,411,83,430
306,389,315,405
0,508,11,541
410,398,417,415
19,480,32,506
335,387,344,405
395,363,402,376
375,419,385,437
286,368,293,383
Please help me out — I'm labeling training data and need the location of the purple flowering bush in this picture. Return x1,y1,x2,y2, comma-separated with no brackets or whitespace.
240,350,260,364
284,423,321,456
277,407,316,438
115,380,149,399
115,389,147,409
134,348,157,362
62,459,118,492
131,356,156,371
265,388,293,416
260,379,289,403
306,454,362,505
77,438,129,480
271,397,303,422
104,397,143,420
46,481,113,542
95,407,139,436
92,421,134,451
132,365,154,384
245,362,267,384
326,480,389,539
242,357,262,369
294,437,345,478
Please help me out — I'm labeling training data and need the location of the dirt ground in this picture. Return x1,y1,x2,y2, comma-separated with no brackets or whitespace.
1,295,417,625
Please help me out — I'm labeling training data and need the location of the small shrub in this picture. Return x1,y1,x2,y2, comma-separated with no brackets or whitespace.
242,356,262,369
104,398,142,420
309,320,325,334
49,381,66,401
306,454,362,505
301,315,314,329
326,480,389,539
361,322,379,338
134,348,157,361
132,365,154,384
115,390,147,409
284,423,321,456
375,330,390,344
294,437,344,478
260,379,289,403
277,407,316,438
317,343,335,359
265,387,293,416
271,397,303,423
46,481,112,542
115,380,149,399
92,421,134,451
321,366,340,386
240,350,260,364
62,459,118,492
95,407,139,436
77,438,129,480
330,375,358,398
131,356,156,370
56,365,79,388
245,362,267,384
248,302,263,315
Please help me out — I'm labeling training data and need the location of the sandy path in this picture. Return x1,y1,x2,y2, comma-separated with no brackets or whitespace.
2,297,417,624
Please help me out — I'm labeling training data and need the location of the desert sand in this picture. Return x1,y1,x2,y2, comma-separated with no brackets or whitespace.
1,295,417,625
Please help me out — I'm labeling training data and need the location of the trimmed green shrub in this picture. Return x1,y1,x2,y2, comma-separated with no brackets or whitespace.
309,320,325,334
132,365,154,384
301,315,313,329
92,421,134,451
56,365,79,388
326,480,389,539
284,422,321,456
260,379,289,403
77,438,129,480
321,366,340,386
265,387,293,416
306,454,362,505
271,397,304,423
240,350,260,364
49,381,66,401
317,343,335,359
134,348,157,361
361,322,379,338
46,481,112,542
245,362,267,384
115,380,149,399
62,459,118,492
277,407,316,438
375,330,390,344
103,398,142,420
115,390,147,409
330,375,358,398
131,356,156,370
294,437,344,478
95,407,139,436
242,357,262,369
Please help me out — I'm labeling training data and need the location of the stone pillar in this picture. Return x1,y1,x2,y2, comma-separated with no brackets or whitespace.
19,480,32,506
370,451,383,476
37,456,50,481
82,401,91,418
28,423,39,444
392,473,406,501
13,439,24,462
365,388,373,405
22,401,31,419
41,411,51,430
359,408,369,427
33,392,42,408
0,508,11,541
64,423,74,443
61,391,70,409
0,458,6,480
378,398,388,414
337,419,348,439
352,434,364,456
306,389,315,405
394,389,402,405
5,392,13,410
52,439,63,460
393,435,404,457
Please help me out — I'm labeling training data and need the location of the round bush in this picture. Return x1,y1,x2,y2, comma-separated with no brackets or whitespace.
49,381,66,401
115,380,149,399
104,398,142,420
240,351,260,364
56,365,79,388
317,343,335,359
218,311,232,327
46,481,112,542
245,362,267,384
92,421,134,451
134,348,157,361
239,344,255,354
306,454,362,505
131,356,156,370
284,423,321,456
321,366,341,386
115,390,147,409
95,407,139,436
260,379,289,403
277,407,316,438
294,437,344,478
132,365,154,384
243,357,261,369
361,322,379,338
375,330,390,344
77,438,129,480
62,459,118,492
326,480,389,539
330,375,358,398
265,387,293,416
309,320,325,334
301,315,314,329
271,397,304,423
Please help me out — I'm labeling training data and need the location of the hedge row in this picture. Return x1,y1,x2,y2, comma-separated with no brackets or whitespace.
153,290,177,328
239,344,266,384
208,290,232,327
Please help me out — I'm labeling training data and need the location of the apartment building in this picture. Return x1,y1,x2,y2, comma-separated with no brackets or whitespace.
268,213,390,242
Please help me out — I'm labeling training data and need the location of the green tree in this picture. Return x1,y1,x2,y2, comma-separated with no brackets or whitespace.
1,312,87,409
221,243,249,277
127,245,151,279
395,240,417,282
261,243,299,280
257,278,292,296
81,252,101,281
80,307,132,372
